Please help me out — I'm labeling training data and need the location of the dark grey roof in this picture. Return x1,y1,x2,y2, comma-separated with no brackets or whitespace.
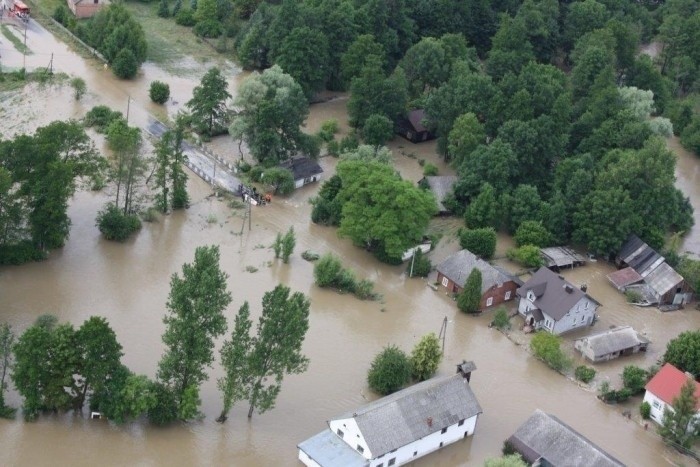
424,176,457,212
298,429,368,467
618,235,662,277
516,268,600,321
278,157,323,181
540,247,586,268
408,109,428,133
437,249,515,292
575,326,649,358
618,234,646,263
508,410,625,467
334,373,482,458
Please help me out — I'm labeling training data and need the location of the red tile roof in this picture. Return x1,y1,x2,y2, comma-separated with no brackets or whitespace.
645,363,700,410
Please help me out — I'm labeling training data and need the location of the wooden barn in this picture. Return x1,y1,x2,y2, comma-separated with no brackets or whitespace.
395,109,435,143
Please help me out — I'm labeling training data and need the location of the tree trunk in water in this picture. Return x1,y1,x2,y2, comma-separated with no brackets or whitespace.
216,411,228,423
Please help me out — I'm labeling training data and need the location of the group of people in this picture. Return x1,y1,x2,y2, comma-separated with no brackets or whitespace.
237,184,272,206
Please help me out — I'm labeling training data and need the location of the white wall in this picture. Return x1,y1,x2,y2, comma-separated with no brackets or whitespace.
298,449,322,467
367,415,479,467
329,418,372,459
643,391,667,424
551,297,596,335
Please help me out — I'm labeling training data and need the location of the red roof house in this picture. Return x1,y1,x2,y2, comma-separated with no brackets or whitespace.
643,363,700,425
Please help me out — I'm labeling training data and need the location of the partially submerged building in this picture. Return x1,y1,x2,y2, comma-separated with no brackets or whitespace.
609,235,693,306
574,326,649,363
421,176,457,215
298,363,482,467
395,109,435,143
437,249,520,311
507,409,625,467
643,363,700,427
540,246,586,271
278,157,323,189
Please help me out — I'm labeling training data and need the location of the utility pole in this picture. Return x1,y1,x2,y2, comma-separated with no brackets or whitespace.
126,95,131,124
438,316,448,354
409,250,416,277
22,21,27,71
48,53,53,74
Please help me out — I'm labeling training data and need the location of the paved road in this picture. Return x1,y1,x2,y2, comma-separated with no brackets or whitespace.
146,118,242,194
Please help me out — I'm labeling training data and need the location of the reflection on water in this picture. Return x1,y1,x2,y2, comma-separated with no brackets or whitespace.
1,20,699,467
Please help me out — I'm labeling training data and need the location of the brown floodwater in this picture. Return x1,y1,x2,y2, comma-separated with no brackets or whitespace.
1,20,700,467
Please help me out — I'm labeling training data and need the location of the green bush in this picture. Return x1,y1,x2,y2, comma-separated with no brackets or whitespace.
175,8,196,26
318,119,339,142
157,0,170,17
624,289,643,303
112,49,138,79
530,332,571,372
507,245,544,268
261,167,295,195
367,345,412,395
514,221,552,248
407,248,431,277
70,77,86,100
149,81,170,104
459,227,497,259
194,19,223,38
313,253,379,300
640,401,651,419
249,165,264,182
458,268,482,313
492,306,510,330
84,106,123,133
96,204,142,241
622,365,648,394
326,139,340,156
0,241,46,265
575,365,596,383
422,163,438,176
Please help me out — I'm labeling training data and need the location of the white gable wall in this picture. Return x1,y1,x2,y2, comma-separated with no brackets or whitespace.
298,449,322,467
367,414,479,467
329,418,372,459
644,390,700,429
551,297,597,335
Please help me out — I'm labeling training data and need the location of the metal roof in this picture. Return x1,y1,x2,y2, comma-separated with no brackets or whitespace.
508,410,625,467
540,247,586,268
516,268,599,321
424,176,457,212
298,429,368,467
437,249,514,292
278,157,323,181
575,326,649,358
644,262,684,297
606,267,643,290
334,373,482,458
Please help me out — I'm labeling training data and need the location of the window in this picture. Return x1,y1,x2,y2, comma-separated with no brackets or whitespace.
413,451,418,457
439,442,444,448
505,291,511,300
441,427,447,434
441,277,449,287
336,429,344,438
357,445,364,454
388,458,396,466
486,297,493,307
458,419,465,427
653,400,661,409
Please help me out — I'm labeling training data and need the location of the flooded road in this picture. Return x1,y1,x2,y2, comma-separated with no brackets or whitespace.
1,19,700,467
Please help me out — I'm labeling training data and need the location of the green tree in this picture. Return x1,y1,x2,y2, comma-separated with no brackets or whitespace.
454,141,517,202
70,77,86,100
149,81,170,104
492,306,510,330
407,248,431,278
459,228,497,259
335,160,436,262
658,378,700,448
484,454,528,467
458,268,482,314
663,331,700,378
563,0,608,51
622,365,649,394
410,333,442,381
245,285,310,418
575,366,596,384
677,257,700,293
105,119,144,216
508,184,544,233
448,113,485,166
0,323,15,418
281,227,295,263
347,56,408,128
362,114,394,148
507,245,544,268
367,345,411,395
169,122,189,209
153,130,172,213
681,116,700,155
486,15,535,80
340,34,386,88
112,49,139,80
186,67,231,136
272,232,282,259
530,332,571,372
399,37,450,98
275,27,329,99
261,167,295,195
229,65,311,166
514,221,552,248
157,245,232,420
464,183,500,229
217,302,252,423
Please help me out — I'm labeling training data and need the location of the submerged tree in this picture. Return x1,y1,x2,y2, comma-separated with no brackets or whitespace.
658,378,700,449
157,245,231,421
217,302,253,423
0,323,15,418
186,67,231,136
245,285,310,418
410,333,442,381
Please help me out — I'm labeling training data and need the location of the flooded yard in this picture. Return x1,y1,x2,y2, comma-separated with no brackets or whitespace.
1,18,700,467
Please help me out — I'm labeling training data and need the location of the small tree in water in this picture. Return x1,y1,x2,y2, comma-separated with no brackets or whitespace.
658,378,700,448
281,227,296,263
410,333,442,381
0,323,16,418
367,345,411,395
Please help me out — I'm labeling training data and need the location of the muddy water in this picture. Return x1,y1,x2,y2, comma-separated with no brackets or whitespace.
669,136,700,257
1,20,699,467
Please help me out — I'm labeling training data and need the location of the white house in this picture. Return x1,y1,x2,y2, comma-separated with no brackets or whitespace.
278,157,323,189
297,364,482,467
516,267,600,335
574,326,649,363
643,363,700,427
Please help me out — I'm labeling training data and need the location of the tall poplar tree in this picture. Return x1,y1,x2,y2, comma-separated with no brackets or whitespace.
186,67,231,136
157,245,231,420
658,379,700,448
216,302,253,423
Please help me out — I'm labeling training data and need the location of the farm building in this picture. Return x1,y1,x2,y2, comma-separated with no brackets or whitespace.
507,410,624,467
574,326,649,363
436,249,520,311
643,363,700,427
609,235,693,305
298,363,482,467
277,157,323,189
540,247,586,271
395,109,435,143
420,176,457,214
66,0,105,18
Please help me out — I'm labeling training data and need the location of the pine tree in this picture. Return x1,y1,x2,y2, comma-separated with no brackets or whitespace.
272,232,282,259
154,131,172,213
458,268,482,313
658,378,700,448
170,120,189,209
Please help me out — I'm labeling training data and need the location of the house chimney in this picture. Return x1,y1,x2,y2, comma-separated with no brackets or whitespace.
564,284,573,293
456,360,477,382
580,284,588,292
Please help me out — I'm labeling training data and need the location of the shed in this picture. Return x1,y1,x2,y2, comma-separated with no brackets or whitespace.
607,267,643,291
277,157,323,189
66,0,105,18
540,247,587,270
507,410,625,467
421,176,457,214
395,109,435,143
574,326,649,362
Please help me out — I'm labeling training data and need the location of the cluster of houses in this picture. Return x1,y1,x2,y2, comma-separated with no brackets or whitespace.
298,362,631,467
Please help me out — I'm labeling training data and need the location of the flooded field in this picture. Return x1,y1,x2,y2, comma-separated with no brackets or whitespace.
1,18,700,467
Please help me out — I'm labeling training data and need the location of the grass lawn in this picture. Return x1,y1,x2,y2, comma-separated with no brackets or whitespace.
1,24,33,55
